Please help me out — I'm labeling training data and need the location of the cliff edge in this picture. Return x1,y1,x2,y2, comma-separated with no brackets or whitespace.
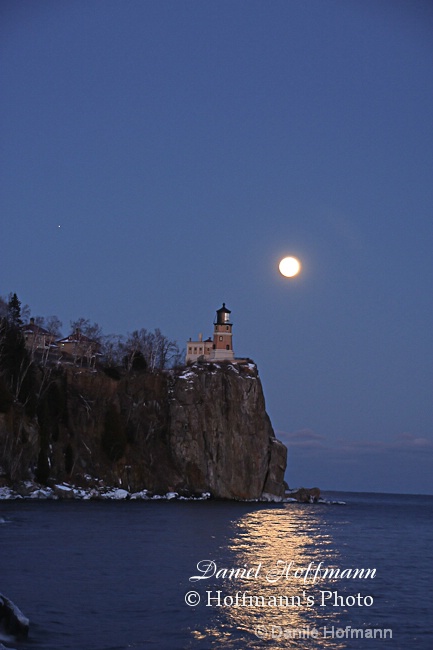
0,361,287,500
170,362,287,499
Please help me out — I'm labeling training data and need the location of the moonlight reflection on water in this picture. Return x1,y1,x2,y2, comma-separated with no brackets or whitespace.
197,506,346,649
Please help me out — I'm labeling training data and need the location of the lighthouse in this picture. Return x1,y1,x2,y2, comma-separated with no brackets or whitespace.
211,303,234,361
185,303,235,363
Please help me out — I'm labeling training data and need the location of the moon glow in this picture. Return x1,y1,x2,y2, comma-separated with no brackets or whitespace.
279,256,301,278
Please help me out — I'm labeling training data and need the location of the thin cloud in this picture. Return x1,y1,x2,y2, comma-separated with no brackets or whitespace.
277,429,327,449
278,429,433,455
333,433,433,455
393,432,433,451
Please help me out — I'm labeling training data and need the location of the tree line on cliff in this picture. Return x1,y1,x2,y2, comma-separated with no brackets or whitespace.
0,291,183,485
0,291,182,420
0,292,183,375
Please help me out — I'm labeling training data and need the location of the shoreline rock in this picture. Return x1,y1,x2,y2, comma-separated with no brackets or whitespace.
1,480,325,505
0,593,29,639
286,487,321,503
0,481,212,502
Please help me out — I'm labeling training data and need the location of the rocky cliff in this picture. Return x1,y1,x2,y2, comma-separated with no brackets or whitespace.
0,361,287,499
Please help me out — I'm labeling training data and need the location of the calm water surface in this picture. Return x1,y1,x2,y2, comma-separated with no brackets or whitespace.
1,492,432,649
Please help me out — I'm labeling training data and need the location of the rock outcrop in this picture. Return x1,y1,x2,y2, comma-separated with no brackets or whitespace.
169,362,286,499
0,593,29,639
289,487,321,503
0,361,287,500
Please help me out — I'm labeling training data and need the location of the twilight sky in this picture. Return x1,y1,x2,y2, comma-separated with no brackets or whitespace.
1,1,432,494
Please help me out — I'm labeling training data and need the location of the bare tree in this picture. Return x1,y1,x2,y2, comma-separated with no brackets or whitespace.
21,303,31,324
121,329,147,372
170,346,185,369
70,317,103,343
120,328,179,372
101,334,124,367
45,315,63,338
152,328,179,370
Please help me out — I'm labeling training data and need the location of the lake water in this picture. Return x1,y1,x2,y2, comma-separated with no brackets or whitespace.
1,492,432,649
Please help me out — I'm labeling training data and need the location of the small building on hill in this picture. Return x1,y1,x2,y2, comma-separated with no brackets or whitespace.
186,303,235,364
57,329,100,363
20,318,57,357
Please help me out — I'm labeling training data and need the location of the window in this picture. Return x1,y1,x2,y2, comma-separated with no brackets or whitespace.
226,345,230,350
219,336,223,341
188,347,192,353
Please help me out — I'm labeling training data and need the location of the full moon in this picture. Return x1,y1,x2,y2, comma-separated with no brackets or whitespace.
279,256,301,278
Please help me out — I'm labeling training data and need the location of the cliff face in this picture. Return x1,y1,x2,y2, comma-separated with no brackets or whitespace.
0,361,287,499
169,363,287,498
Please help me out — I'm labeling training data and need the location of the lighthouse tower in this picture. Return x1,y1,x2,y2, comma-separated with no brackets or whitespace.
211,303,234,361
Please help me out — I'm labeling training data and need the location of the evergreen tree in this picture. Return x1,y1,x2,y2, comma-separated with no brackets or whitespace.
0,296,8,318
0,316,35,410
7,292,23,326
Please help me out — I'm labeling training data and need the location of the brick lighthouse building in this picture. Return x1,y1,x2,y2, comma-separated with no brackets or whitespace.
186,303,235,363
211,303,234,361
